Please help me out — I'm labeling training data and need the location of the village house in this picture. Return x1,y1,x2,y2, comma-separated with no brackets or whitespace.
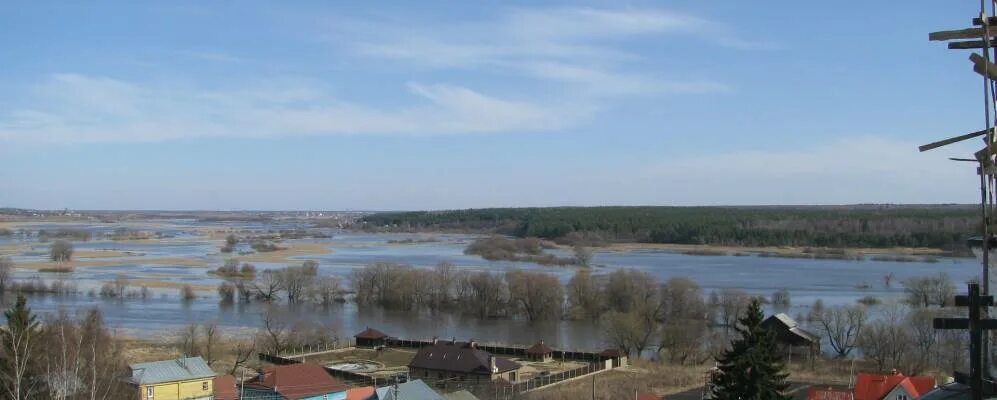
525,340,554,362
760,313,821,359
213,375,240,400
375,379,446,400
854,372,936,400
243,362,349,400
408,338,522,383
354,327,390,348
127,356,216,400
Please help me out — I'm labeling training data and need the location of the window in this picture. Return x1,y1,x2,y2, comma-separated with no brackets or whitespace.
202,381,208,391
897,396,908,400
146,386,153,399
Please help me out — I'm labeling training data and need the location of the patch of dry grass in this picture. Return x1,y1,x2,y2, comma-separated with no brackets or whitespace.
18,257,208,270
234,242,331,263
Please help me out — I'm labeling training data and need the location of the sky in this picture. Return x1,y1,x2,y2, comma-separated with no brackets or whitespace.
0,1,991,210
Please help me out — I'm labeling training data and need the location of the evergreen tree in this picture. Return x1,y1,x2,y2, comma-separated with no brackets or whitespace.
710,298,790,400
0,295,41,400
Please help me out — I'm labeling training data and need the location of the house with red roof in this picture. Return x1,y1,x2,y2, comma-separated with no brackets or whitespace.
243,363,349,400
854,372,935,400
213,375,240,400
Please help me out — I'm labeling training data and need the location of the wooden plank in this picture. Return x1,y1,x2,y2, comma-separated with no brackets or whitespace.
918,128,990,151
957,294,995,307
934,318,997,330
975,146,994,166
970,53,997,81
931,27,986,41
949,40,997,49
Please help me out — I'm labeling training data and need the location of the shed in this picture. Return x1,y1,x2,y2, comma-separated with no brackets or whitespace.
354,327,389,348
525,340,554,362
599,349,628,368
760,313,820,360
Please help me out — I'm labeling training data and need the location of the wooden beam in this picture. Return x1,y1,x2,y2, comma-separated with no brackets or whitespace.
919,128,991,152
949,40,997,49
971,53,997,81
976,146,994,166
957,294,995,307
931,27,986,41
934,318,997,330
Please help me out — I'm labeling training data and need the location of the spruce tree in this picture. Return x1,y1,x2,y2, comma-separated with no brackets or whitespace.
1,295,41,400
710,298,790,400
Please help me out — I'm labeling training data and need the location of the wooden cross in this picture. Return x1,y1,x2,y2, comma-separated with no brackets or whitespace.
935,283,997,400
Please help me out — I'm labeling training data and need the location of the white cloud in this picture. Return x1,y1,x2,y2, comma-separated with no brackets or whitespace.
334,7,767,95
0,74,582,143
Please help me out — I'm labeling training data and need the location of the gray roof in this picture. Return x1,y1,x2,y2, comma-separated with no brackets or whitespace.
443,390,481,400
129,357,215,385
376,379,445,400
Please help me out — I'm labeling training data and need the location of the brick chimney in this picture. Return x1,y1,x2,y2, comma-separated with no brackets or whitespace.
469,338,477,349
432,336,439,345
489,355,497,373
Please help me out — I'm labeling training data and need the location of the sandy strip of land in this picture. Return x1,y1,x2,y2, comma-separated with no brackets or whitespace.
16,257,209,270
232,242,332,263
129,279,213,291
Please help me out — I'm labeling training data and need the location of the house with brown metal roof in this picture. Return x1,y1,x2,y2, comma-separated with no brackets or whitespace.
354,327,389,348
408,338,521,383
243,363,349,400
525,340,554,362
213,375,239,400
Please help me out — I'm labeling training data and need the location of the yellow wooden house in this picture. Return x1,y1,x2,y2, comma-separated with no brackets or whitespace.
128,356,216,400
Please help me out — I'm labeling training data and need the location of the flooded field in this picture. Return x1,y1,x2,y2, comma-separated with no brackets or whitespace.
0,219,982,350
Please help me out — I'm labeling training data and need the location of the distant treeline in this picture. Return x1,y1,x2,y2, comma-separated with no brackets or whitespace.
358,206,978,252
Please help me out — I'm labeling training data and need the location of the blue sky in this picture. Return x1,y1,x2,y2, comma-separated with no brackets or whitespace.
0,1,989,210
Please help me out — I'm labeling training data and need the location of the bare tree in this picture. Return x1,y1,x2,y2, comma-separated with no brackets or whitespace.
858,304,910,372
177,324,200,357
260,307,288,354
903,273,955,307
202,323,219,366
277,263,318,304
39,308,128,400
253,270,282,302
601,311,641,357
505,269,563,321
0,295,40,400
112,275,129,299
180,285,196,302
218,282,236,303
815,305,867,358
771,288,791,310
0,257,12,291
573,245,593,266
715,288,751,336
229,337,256,375
567,268,603,320
50,240,73,262
312,276,342,306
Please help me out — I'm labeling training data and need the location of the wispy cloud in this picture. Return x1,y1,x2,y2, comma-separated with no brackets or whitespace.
337,6,771,93
0,74,583,143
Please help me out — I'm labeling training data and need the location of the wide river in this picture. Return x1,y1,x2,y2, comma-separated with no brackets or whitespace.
0,219,982,351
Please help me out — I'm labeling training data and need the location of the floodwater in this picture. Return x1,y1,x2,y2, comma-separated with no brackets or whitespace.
0,219,983,351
